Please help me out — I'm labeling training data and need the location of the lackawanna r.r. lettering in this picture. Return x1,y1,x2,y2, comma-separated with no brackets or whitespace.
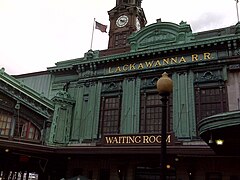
108,52,214,73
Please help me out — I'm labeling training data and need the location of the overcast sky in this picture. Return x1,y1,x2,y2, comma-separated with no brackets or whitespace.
0,0,238,75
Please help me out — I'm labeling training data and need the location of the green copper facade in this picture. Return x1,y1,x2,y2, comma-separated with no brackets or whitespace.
172,71,196,138
42,21,240,145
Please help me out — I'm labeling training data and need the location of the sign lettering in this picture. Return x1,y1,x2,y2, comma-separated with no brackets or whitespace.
103,134,173,146
108,52,214,74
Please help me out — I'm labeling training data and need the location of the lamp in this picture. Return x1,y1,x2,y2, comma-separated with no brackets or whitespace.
157,72,173,96
215,139,224,145
5,148,9,153
157,72,173,180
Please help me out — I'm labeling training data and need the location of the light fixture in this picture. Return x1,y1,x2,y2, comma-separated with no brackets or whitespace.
215,139,224,145
208,139,214,144
5,149,9,153
208,133,214,144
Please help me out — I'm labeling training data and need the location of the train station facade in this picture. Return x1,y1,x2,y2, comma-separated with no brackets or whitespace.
1,0,240,179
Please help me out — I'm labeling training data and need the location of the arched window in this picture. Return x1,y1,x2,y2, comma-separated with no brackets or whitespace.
15,118,40,141
0,95,42,141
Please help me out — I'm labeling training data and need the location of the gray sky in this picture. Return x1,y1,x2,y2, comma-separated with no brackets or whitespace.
0,0,238,75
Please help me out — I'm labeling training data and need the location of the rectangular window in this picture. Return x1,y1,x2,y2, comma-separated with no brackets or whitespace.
99,96,121,135
114,32,128,47
0,110,12,136
195,86,228,123
140,92,172,133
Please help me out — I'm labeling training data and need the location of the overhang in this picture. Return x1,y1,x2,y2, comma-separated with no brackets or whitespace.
0,138,214,157
198,111,240,156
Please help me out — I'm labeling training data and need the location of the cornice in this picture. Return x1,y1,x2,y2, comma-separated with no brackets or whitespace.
74,34,239,67
52,91,76,105
0,68,54,118
47,26,240,73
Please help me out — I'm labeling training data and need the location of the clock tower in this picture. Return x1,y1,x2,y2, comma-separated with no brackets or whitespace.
108,0,147,49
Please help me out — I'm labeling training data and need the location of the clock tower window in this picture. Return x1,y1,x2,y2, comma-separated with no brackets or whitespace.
115,33,128,47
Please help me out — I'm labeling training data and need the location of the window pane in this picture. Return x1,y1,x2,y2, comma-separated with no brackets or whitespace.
0,110,12,136
195,86,228,123
140,92,172,133
99,96,121,135
27,126,34,139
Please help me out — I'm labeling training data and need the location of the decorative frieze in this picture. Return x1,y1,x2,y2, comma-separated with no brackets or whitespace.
141,77,158,89
194,70,223,84
102,82,122,93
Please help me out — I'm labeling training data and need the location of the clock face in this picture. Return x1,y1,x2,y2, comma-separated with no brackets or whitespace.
116,15,129,27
